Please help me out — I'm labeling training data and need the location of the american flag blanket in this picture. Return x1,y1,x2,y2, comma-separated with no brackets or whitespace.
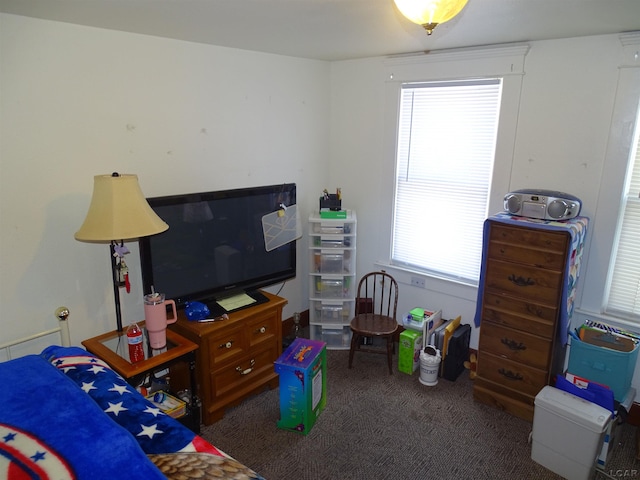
40,345,224,457
0,346,266,480
0,353,166,479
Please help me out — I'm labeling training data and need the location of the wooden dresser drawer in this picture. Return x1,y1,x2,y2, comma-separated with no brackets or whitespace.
489,224,567,253
473,379,535,422
206,323,248,368
487,240,566,270
477,351,548,397
481,292,556,339
478,322,551,369
209,345,279,401
247,310,279,349
485,259,563,305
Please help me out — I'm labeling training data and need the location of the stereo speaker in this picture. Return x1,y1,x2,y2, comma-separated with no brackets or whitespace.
503,189,581,221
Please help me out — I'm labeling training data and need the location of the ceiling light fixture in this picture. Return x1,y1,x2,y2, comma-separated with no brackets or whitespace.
393,0,469,35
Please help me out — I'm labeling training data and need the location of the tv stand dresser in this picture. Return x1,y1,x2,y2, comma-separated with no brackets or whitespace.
170,291,287,424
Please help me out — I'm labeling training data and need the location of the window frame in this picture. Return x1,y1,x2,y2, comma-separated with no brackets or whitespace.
605,98,640,319
376,44,529,289
391,78,503,284
577,57,640,326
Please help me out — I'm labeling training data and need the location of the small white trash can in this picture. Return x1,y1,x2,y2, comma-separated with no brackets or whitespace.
531,386,612,480
419,346,441,386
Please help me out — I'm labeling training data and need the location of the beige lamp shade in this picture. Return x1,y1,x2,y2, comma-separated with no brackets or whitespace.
75,173,168,242
393,0,468,34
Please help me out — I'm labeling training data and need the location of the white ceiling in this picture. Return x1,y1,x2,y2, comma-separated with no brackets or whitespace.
1,0,640,61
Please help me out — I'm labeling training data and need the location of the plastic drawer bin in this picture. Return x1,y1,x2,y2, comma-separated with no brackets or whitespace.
312,277,354,299
311,300,354,324
311,251,353,274
310,325,351,348
312,236,352,248
312,222,352,235
567,335,639,402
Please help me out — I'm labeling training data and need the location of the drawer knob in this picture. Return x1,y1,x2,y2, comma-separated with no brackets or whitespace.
255,326,267,334
501,338,526,351
236,359,256,375
498,368,523,381
219,341,233,349
508,274,535,287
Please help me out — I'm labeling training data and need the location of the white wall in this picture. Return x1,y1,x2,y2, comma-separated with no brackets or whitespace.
0,13,330,347
328,34,638,355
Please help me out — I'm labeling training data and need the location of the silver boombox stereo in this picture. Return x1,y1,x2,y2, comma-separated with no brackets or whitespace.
503,189,581,221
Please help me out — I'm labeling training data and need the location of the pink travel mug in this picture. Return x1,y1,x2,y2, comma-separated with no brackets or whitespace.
144,293,177,349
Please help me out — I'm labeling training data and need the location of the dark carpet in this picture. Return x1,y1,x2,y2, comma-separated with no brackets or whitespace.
201,349,639,480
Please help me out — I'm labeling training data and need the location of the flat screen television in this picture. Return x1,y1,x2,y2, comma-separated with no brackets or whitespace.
139,183,296,317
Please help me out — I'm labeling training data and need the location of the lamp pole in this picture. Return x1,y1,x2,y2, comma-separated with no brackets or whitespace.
109,241,124,332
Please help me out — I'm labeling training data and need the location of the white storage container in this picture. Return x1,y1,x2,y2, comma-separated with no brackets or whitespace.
309,210,356,349
531,386,612,480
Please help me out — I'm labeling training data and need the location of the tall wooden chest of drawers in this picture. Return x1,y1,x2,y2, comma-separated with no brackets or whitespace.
170,291,287,425
473,214,588,422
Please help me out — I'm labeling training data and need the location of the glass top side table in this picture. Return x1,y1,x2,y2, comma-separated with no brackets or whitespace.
82,322,201,433
82,321,198,380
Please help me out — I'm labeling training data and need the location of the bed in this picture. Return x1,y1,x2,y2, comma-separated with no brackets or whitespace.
0,320,264,480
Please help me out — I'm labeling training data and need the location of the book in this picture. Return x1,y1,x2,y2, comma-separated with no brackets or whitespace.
442,315,462,359
433,318,453,352
422,310,443,348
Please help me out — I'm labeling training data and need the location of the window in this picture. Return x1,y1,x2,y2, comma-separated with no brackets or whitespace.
606,100,640,319
391,79,503,284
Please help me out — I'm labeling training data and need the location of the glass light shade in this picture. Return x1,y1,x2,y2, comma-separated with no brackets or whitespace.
75,173,168,242
394,0,468,34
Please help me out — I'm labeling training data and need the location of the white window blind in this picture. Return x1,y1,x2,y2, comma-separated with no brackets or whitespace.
606,102,640,319
392,79,502,283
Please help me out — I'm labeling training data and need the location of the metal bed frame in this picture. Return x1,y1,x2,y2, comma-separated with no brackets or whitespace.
0,306,71,360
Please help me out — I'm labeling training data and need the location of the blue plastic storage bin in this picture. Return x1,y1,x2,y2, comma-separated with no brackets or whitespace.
567,335,638,402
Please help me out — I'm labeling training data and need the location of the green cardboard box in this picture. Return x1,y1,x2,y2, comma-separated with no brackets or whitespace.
399,329,423,375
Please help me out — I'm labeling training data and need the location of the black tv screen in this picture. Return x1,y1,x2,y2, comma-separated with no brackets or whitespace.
139,183,296,316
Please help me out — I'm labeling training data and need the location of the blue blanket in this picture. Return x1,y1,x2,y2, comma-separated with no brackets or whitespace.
0,354,165,479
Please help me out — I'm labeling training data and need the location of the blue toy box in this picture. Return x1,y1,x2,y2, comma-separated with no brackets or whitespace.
274,338,327,435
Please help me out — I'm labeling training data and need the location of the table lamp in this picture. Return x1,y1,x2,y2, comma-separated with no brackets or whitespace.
75,173,168,332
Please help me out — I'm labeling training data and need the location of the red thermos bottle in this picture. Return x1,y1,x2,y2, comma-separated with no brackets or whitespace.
126,322,144,363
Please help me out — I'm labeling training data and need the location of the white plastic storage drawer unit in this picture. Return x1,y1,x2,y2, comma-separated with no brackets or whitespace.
309,210,356,350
